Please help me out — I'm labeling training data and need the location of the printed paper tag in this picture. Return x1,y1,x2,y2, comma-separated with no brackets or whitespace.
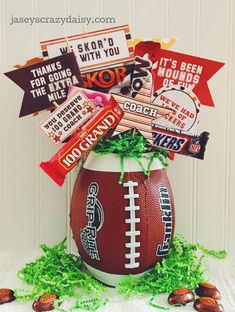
40,90,96,144
152,49,225,107
4,53,83,117
112,93,172,143
153,86,200,132
40,25,134,72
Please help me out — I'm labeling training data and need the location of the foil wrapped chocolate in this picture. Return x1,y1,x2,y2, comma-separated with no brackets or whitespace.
0,288,16,304
193,297,224,312
168,288,195,305
195,283,221,300
32,293,59,312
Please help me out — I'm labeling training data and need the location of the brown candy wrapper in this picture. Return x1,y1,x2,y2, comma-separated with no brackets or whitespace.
0,288,16,305
130,41,161,101
193,297,224,312
32,294,59,312
195,283,221,300
168,288,195,305
82,63,134,94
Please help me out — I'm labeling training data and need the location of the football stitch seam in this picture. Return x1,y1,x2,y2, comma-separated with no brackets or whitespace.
123,180,141,269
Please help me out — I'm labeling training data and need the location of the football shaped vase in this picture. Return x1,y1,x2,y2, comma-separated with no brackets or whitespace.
70,152,175,286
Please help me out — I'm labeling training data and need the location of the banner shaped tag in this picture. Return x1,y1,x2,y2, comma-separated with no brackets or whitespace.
152,85,200,133
40,96,124,186
152,49,225,107
152,124,209,160
40,90,96,144
40,25,134,72
112,93,173,143
4,53,83,117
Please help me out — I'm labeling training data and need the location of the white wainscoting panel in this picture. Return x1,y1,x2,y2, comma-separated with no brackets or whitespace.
0,0,234,257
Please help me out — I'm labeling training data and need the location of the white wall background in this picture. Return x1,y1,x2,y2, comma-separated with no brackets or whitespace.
0,0,234,255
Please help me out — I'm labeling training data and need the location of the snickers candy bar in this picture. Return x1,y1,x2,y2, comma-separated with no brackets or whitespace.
195,283,221,300
32,293,59,311
193,297,224,312
0,288,16,304
168,288,195,305
152,124,209,160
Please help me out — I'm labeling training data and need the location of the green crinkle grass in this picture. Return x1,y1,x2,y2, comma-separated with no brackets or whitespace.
117,235,227,299
95,132,170,184
14,239,106,310
14,236,226,311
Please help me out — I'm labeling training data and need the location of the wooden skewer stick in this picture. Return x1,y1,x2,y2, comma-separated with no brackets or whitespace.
53,101,60,109
65,36,72,53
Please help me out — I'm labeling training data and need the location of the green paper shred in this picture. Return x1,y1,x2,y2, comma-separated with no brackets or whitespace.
95,133,170,184
14,239,106,310
14,236,226,311
117,235,226,300
149,296,169,310
71,297,108,311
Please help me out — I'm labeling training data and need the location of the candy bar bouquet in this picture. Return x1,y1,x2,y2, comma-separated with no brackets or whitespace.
4,25,226,310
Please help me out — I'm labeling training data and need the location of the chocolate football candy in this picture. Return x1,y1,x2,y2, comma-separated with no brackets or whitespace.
193,297,224,312
168,288,195,305
195,282,221,300
0,288,16,304
32,293,59,311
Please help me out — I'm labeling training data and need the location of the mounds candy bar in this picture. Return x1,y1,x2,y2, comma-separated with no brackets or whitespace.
40,96,124,186
32,293,59,311
39,89,97,144
82,62,134,94
195,283,221,301
152,124,209,159
0,288,16,305
193,297,224,312
168,288,195,305
131,41,161,101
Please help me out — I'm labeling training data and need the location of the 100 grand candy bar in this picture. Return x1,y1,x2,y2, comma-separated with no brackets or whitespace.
40,95,124,186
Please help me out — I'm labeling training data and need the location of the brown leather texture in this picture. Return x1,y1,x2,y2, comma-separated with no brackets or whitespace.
70,165,175,275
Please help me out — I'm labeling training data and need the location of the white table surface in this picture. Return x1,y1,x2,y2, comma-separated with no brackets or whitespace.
0,250,235,311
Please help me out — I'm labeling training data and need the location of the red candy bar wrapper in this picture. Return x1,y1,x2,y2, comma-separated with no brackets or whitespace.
40,96,124,186
131,41,161,101
152,124,209,159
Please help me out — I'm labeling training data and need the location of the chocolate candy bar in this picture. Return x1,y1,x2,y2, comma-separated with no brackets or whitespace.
152,124,209,159
131,41,160,101
32,293,59,311
168,288,195,305
82,63,134,93
195,283,221,300
193,297,224,312
40,96,124,186
0,288,16,304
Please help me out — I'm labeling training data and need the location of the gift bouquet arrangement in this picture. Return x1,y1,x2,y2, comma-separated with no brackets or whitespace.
2,25,226,311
